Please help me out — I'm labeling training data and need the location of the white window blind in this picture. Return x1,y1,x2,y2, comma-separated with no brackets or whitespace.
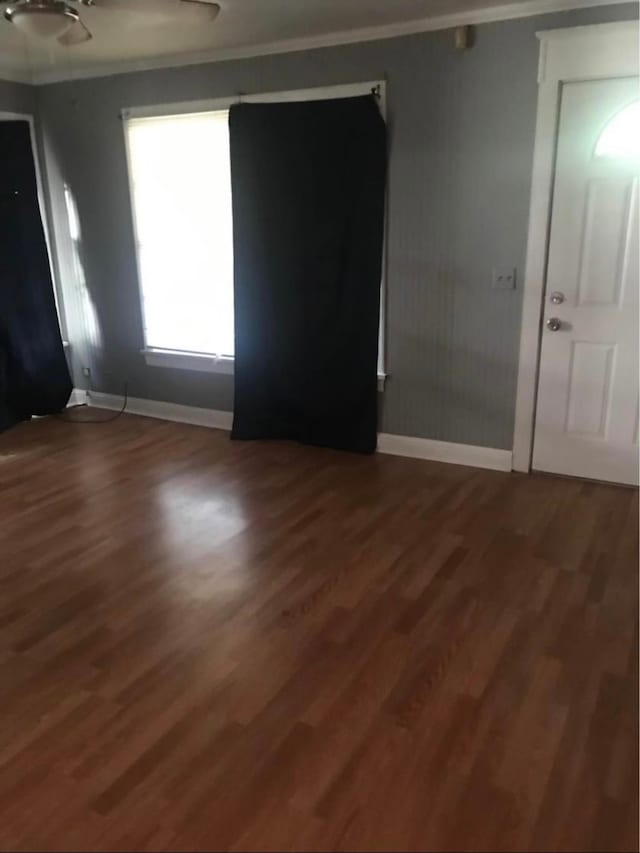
125,110,234,357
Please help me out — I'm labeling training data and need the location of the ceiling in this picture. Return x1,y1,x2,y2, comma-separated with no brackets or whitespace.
0,0,618,84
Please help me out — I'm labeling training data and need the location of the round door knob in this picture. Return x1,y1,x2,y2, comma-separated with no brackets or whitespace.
546,317,562,331
550,291,565,304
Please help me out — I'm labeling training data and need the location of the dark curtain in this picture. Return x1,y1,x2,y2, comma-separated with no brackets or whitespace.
229,95,386,454
0,121,71,432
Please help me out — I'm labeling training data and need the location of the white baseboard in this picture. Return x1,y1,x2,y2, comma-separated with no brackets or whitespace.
75,389,513,472
377,432,512,472
67,388,87,408
78,389,234,431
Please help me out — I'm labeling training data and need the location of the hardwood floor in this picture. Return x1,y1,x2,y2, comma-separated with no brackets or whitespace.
0,413,637,852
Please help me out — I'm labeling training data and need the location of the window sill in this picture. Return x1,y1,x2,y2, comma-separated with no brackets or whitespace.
142,348,234,375
142,348,387,390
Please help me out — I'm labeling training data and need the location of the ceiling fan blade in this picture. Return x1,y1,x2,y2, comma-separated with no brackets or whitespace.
58,18,93,45
96,0,220,20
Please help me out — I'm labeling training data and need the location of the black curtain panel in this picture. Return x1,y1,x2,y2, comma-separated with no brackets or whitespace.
0,121,71,433
229,95,386,455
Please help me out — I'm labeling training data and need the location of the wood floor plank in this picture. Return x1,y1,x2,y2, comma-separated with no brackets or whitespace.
0,414,637,852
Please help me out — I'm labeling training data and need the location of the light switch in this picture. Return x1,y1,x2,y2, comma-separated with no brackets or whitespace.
492,267,517,290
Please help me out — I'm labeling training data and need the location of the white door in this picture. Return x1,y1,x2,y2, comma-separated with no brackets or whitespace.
533,77,639,486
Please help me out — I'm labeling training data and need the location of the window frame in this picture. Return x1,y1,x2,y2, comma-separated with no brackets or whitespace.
123,101,235,371
594,98,640,159
122,81,388,388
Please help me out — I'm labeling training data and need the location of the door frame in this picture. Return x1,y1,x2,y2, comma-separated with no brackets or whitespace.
512,20,639,473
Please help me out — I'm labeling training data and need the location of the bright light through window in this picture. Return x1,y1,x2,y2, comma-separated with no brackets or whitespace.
595,99,640,159
126,111,234,356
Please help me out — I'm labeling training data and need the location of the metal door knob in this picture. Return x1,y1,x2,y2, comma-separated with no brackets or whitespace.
546,317,562,331
550,291,565,304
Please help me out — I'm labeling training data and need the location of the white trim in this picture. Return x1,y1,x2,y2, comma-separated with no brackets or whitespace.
123,96,236,120
80,390,234,430
0,69,32,84
75,388,512,471
512,20,639,473
122,82,386,120
67,388,87,407
14,0,627,86
535,18,639,46
378,433,513,472
142,348,234,375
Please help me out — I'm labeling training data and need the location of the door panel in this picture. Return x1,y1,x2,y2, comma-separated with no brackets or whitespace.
533,77,640,486
576,175,635,307
565,341,616,437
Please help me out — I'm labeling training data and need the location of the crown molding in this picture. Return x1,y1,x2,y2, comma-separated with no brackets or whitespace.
0,0,631,86
0,67,33,85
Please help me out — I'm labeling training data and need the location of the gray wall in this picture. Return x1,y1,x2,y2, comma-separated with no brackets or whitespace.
36,3,637,450
0,78,34,114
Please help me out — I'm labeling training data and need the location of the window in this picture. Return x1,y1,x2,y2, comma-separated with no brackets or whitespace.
124,83,387,385
125,110,234,361
595,99,640,159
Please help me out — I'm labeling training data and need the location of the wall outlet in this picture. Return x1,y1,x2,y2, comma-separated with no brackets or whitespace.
82,367,91,378
492,267,517,290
